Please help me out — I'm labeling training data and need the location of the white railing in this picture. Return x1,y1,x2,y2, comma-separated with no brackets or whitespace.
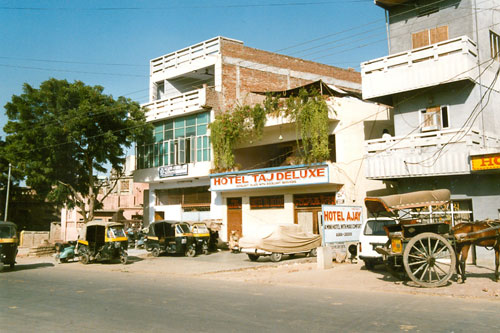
151,37,231,75
142,88,207,122
364,129,500,179
361,36,478,100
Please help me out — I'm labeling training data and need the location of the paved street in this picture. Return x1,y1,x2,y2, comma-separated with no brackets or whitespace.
1,250,500,332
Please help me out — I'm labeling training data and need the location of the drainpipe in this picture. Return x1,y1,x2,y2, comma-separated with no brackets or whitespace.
473,0,486,146
385,9,391,53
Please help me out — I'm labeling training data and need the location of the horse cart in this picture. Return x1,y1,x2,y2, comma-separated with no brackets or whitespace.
365,189,500,288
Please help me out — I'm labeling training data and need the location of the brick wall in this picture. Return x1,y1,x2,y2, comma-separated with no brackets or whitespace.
219,38,361,111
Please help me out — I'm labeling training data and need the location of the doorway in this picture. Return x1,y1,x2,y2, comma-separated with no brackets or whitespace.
227,197,242,239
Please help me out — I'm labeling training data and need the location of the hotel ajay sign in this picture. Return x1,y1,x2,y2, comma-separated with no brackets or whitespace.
210,165,329,191
471,153,500,171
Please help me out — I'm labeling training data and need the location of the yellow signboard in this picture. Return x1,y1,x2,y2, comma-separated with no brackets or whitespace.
471,154,500,171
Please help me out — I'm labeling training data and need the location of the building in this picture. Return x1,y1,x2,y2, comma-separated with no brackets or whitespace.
135,36,391,241
362,0,500,222
60,156,147,241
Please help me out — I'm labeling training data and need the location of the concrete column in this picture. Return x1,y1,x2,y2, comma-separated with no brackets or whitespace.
317,246,334,270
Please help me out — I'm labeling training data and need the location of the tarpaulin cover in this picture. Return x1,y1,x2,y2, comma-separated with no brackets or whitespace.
238,224,321,253
365,189,451,214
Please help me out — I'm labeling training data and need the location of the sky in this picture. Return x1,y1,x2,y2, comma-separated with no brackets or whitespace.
0,0,389,138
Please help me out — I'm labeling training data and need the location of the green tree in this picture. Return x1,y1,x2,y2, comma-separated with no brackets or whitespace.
3,78,151,222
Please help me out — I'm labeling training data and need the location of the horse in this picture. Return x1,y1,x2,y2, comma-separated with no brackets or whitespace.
452,220,500,283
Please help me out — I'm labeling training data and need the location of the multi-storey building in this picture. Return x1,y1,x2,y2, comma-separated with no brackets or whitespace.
362,0,500,222
135,36,392,241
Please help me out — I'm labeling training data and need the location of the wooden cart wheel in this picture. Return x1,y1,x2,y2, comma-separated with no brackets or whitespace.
403,232,456,288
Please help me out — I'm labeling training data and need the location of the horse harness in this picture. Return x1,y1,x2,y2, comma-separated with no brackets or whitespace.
454,221,500,247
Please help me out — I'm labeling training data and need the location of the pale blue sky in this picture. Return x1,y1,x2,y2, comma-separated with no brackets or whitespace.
0,0,388,138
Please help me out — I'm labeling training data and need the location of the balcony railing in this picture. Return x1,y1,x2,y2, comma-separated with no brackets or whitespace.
361,36,478,101
364,129,500,179
142,88,207,122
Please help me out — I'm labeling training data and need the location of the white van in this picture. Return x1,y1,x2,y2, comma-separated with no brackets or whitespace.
358,217,397,270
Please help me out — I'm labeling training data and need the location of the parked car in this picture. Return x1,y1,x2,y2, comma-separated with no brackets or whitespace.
239,224,321,262
358,217,397,270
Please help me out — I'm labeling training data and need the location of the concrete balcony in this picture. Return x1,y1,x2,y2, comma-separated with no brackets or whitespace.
364,129,500,179
361,36,478,102
150,36,241,82
142,88,207,122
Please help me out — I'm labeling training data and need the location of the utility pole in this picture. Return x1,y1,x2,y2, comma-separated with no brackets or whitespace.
4,163,11,222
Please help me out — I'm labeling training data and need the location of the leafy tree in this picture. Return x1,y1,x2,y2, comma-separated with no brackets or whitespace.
3,78,151,222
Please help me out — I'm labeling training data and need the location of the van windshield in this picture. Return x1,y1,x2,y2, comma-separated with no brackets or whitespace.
176,223,191,234
364,219,396,236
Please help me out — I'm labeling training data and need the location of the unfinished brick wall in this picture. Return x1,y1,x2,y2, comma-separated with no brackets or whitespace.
218,38,361,111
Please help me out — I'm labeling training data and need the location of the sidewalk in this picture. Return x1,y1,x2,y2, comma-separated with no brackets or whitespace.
13,248,500,301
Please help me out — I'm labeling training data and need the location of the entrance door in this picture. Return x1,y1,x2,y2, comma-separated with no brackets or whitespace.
227,197,242,239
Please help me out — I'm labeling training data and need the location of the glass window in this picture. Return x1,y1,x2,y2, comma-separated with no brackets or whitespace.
364,219,396,236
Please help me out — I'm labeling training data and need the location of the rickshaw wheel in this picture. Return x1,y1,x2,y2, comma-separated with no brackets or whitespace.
151,247,160,257
202,242,209,255
80,253,90,265
403,232,456,288
120,254,128,265
185,246,196,257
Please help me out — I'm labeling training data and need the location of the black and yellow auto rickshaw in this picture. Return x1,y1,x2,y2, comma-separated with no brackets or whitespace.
145,220,196,257
0,221,18,271
190,222,210,255
77,221,128,265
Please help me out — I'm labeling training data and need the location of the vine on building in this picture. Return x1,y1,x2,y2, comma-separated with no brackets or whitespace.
210,89,331,172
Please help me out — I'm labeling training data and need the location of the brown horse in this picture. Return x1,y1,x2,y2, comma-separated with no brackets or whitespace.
452,221,500,283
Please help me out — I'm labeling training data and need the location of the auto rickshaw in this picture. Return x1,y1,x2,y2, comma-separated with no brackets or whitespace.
0,221,18,271
77,221,128,265
145,220,196,257
190,222,210,255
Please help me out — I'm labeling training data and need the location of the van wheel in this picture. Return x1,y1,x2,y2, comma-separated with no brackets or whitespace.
270,252,282,262
247,254,259,261
364,260,375,270
80,253,90,265
185,246,196,257
151,247,160,257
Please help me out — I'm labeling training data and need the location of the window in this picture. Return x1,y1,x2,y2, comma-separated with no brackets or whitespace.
490,30,500,61
137,112,211,169
156,186,210,206
156,81,165,100
412,26,448,49
419,106,449,132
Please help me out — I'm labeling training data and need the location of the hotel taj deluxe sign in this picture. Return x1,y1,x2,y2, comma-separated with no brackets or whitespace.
210,165,329,191
471,153,500,171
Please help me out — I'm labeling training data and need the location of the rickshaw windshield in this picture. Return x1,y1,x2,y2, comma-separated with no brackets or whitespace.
0,225,15,238
108,226,126,238
176,224,191,234
194,224,209,234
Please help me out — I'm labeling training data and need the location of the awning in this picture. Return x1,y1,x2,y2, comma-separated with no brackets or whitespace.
365,189,451,214
251,80,361,99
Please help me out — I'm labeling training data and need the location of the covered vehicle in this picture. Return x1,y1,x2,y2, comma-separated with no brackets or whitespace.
77,221,128,265
0,221,18,271
189,222,210,255
358,217,397,270
145,220,196,257
239,224,321,262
